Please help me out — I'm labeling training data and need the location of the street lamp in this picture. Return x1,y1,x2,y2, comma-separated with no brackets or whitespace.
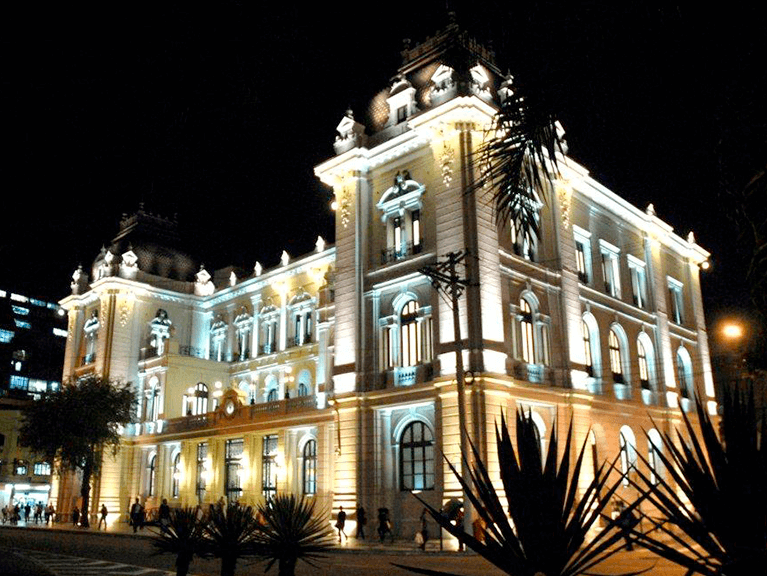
722,322,744,341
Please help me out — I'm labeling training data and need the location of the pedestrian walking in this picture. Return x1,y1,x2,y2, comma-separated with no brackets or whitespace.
335,506,347,543
418,508,429,551
355,506,366,539
24,503,31,522
45,503,55,525
98,504,108,530
130,498,143,533
71,506,80,526
377,507,393,543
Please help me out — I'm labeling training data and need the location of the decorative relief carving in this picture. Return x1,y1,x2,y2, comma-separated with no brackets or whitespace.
557,180,573,231
337,176,352,229
119,297,133,327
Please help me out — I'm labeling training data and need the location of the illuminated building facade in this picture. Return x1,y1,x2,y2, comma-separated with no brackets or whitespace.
0,288,65,508
53,24,714,534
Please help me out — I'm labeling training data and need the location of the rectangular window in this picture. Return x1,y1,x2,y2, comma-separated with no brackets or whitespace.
11,305,29,316
0,330,14,343
196,443,208,503
668,278,684,324
599,240,621,298
573,227,592,283
411,209,421,247
262,435,278,501
14,319,31,329
628,256,648,309
9,375,28,390
34,462,51,475
225,439,243,503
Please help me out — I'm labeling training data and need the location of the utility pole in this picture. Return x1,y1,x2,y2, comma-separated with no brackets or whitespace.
419,249,474,542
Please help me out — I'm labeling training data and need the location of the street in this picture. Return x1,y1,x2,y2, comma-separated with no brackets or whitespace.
0,525,686,576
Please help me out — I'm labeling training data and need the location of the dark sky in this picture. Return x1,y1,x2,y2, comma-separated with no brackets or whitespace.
2,2,766,337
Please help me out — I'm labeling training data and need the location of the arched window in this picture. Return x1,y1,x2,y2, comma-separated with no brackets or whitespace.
147,454,157,496
647,428,663,485
637,339,650,390
193,383,208,415
146,376,161,421
608,327,628,385
583,320,594,376
676,348,694,402
297,370,311,397
520,298,535,364
589,430,599,482
303,439,317,495
266,388,278,402
619,426,637,485
517,295,550,368
400,421,435,491
171,452,181,498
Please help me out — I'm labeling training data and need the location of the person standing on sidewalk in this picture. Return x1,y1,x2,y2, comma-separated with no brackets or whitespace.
158,498,171,533
71,506,80,527
98,504,108,530
130,498,142,533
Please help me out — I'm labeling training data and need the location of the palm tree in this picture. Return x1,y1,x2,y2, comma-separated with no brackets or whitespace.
476,80,563,249
251,494,334,576
150,507,207,576
631,386,767,575
395,411,635,576
204,502,262,576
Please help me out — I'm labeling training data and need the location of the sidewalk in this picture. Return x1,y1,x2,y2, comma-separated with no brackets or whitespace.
1,518,450,555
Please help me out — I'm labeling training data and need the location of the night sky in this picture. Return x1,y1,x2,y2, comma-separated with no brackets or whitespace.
2,3,766,342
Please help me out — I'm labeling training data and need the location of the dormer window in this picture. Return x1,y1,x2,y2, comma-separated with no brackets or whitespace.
209,317,227,362
82,310,99,365
149,309,172,356
377,171,426,265
233,309,253,361
386,75,416,127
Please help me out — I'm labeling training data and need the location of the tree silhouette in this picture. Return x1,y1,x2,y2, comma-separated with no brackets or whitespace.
20,375,135,528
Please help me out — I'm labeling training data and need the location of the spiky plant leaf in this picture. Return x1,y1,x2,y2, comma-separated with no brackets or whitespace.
150,507,207,576
204,502,262,576
632,386,767,576
475,86,563,250
252,493,334,576
397,411,639,576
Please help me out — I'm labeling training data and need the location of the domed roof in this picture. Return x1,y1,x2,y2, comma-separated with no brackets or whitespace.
93,207,198,282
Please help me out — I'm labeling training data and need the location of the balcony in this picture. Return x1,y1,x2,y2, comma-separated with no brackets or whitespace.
177,346,207,359
261,343,275,355
160,395,319,436
383,363,434,388
289,335,312,348
381,241,424,265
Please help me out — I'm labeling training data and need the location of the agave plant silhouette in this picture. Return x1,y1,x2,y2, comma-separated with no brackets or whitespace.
631,386,767,575
150,507,207,576
395,410,639,576
252,493,334,576
205,502,262,576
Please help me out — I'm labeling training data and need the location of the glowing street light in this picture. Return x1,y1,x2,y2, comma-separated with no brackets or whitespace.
722,323,744,341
